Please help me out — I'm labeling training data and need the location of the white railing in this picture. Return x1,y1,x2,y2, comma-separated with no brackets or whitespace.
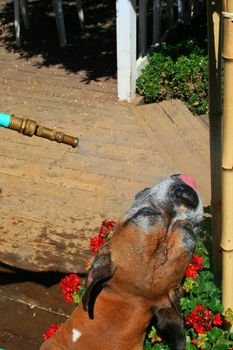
116,0,198,101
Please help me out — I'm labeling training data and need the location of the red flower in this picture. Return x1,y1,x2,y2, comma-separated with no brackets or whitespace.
185,254,204,279
59,274,82,302
192,255,204,269
90,236,106,253
185,265,197,279
185,305,224,336
89,220,116,254
43,323,61,341
98,220,116,238
194,305,205,312
213,313,223,326
185,305,213,334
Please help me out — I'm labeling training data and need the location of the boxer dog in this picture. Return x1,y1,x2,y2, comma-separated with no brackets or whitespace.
40,173,203,350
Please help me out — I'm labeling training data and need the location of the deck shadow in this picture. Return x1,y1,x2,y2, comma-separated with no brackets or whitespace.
0,261,86,287
0,0,117,82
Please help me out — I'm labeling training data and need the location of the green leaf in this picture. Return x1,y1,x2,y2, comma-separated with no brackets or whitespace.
136,38,208,114
207,327,224,343
212,345,229,350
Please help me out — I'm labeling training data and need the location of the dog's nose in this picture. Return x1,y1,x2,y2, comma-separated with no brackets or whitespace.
177,173,198,190
172,183,199,209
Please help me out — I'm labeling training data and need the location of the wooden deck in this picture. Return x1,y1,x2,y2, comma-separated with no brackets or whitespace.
0,1,210,348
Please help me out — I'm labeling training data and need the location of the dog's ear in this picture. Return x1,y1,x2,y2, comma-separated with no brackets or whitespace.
152,291,185,350
134,187,151,201
82,244,114,319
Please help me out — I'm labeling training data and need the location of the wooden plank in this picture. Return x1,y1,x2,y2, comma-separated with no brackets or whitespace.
0,210,94,272
159,100,210,164
0,275,73,318
0,156,110,194
169,99,209,141
0,71,116,98
136,102,211,203
0,297,66,349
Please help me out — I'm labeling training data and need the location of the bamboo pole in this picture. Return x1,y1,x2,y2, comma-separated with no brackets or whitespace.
221,0,233,314
207,0,223,284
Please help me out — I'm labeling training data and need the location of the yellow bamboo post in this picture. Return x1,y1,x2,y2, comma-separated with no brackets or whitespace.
207,0,223,284
221,0,233,314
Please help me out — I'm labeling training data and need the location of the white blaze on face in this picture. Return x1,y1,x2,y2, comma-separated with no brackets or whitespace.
72,328,82,343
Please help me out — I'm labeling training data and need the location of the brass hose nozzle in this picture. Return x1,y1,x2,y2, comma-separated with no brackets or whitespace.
2,113,79,148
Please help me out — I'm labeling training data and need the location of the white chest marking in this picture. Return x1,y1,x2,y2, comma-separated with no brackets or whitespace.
72,328,82,343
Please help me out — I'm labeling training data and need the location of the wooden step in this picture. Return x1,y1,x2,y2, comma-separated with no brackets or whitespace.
135,101,211,203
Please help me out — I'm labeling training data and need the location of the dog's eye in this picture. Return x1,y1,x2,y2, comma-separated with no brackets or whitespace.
134,207,161,218
130,207,162,231
126,206,162,227
124,206,163,230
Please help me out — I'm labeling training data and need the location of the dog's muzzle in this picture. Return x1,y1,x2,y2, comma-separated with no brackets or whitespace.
128,173,203,230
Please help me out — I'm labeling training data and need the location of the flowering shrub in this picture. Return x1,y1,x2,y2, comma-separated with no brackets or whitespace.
145,229,233,350
43,219,233,349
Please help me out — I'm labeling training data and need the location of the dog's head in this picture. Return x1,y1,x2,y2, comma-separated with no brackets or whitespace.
82,174,203,345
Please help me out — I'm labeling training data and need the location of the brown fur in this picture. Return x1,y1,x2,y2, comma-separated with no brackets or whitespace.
41,221,194,350
40,175,203,350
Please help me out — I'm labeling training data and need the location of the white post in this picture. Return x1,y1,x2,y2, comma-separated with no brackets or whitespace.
116,0,137,101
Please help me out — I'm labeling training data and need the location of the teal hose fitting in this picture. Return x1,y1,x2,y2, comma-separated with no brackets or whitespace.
0,112,11,128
